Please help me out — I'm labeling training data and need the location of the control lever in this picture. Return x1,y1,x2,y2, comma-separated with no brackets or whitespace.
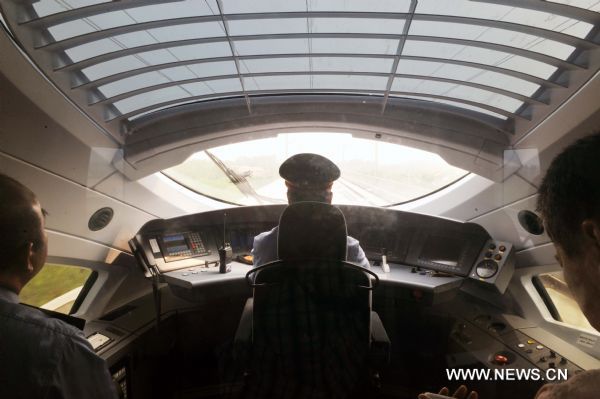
219,212,232,273
381,248,390,273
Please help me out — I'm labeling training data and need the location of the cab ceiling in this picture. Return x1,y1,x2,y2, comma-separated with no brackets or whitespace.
1,0,599,180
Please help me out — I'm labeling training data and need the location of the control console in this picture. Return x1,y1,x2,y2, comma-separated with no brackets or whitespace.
130,205,516,294
142,229,218,273
450,314,583,379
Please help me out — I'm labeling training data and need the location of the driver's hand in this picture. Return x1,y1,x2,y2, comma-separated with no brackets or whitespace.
418,385,478,399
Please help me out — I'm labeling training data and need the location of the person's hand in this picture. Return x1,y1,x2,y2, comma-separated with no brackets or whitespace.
418,385,478,399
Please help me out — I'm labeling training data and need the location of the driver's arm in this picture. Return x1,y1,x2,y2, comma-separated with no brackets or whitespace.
347,236,370,268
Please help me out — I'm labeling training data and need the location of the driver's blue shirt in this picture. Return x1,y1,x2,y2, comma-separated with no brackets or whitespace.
252,226,371,268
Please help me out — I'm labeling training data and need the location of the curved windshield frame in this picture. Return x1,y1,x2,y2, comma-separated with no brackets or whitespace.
163,133,468,207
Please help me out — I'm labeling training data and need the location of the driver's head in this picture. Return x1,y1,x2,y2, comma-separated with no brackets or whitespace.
279,153,341,204
0,174,48,292
537,132,600,330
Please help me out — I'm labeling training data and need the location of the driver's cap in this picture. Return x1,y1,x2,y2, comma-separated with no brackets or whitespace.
279,153,340,189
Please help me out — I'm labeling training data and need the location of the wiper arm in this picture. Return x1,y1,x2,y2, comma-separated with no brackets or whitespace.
205,150,263,202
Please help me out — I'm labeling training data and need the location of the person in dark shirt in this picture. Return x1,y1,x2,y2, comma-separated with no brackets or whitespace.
0,173,117,399
420,132,600,399
532,132,600,399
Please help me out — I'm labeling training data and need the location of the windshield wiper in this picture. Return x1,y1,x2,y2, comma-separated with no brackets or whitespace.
205,150,266,203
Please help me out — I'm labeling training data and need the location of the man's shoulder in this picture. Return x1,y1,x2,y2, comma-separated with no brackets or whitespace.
0,301,84,341
254,226,278,244
347,235,360,247
0,302,116,399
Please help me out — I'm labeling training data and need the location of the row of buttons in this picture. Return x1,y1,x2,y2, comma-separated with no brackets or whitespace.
517,340,545,351
488,243,507,252
485,242,507,261
517,340,567,367
171,250,193,256
189,234,206,253
181,264,218,276
181,270,207,276
169,233,206,256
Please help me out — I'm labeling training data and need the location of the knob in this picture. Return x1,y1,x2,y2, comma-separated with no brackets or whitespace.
499,245,506,252
494,354,509,365
494,254,502,261
489,243,496,250
539,357,547,362
549,351,556,358
475,259,498,278
549,362,555,368
560,357,567,365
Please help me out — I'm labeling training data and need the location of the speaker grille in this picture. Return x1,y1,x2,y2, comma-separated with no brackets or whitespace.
88,207,114,231
517,210,544,235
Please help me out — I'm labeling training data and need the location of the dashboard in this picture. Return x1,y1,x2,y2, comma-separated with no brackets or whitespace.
130,204,515,296
84,204,599,398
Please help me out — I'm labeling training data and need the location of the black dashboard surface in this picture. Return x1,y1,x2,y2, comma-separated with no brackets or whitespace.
132,204,491,277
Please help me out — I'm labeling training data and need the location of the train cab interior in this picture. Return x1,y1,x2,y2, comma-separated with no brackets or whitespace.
1,0,600,398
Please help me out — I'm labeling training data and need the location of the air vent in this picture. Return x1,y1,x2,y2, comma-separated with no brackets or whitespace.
518,210,544,235
88,207,114,231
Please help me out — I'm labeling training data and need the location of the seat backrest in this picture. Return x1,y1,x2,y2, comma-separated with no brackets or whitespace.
250,202,372,396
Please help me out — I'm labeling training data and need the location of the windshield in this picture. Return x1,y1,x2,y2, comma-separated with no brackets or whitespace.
163,132,468,206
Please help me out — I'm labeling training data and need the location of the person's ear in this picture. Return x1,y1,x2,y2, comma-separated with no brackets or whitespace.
25,242,37,273
11,242,34,274
581,219,600,249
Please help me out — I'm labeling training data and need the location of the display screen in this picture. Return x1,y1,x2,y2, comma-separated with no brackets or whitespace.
228,224,274,253
163,234,189,255
229,230,255,252
159,231,210,262
418,235,465,268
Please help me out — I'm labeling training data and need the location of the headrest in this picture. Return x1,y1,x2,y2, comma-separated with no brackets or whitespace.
277,202,347,261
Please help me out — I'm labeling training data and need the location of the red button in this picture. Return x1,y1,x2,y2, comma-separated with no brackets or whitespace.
494,354,509,365
412,289,423,300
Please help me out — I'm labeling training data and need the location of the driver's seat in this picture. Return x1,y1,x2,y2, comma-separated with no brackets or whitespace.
234,202,390,398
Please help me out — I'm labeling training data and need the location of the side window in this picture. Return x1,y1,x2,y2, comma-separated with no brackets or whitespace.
20,263,94,315
535,272,595,331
